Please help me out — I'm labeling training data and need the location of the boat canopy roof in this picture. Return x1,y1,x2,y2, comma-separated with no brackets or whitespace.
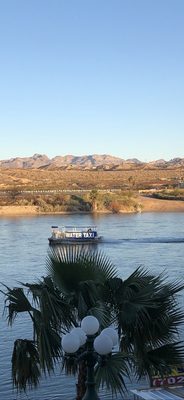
51,225,97,229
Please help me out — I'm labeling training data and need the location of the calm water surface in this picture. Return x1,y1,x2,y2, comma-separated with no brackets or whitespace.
0,213,184,399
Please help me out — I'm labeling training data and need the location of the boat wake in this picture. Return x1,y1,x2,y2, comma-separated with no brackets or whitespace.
101,238,184,244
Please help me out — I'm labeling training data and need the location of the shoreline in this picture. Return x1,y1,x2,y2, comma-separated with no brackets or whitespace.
1,196,184,216
139,196,184,212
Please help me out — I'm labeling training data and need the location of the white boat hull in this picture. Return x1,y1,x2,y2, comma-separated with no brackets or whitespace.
48,225,102,245
48,236,102,245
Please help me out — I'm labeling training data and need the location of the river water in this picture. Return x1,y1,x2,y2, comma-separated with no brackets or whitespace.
0,212,184,399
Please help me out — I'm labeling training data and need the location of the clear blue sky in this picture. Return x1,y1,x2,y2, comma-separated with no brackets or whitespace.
0,0,184,162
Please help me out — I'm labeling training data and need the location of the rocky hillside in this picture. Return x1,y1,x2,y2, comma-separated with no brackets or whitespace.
0,153,184,170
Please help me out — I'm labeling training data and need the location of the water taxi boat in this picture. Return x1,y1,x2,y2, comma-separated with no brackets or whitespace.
48,226,102,245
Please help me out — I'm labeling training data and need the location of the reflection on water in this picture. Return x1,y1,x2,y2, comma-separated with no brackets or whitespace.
0,212,184,399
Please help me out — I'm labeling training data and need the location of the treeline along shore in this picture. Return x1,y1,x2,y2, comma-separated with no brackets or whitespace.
0,168,184,215
1,191,184,216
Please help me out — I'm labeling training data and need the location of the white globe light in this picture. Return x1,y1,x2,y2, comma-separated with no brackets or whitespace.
94,333,113,355
81,316,100,335
62,333,80,353
101,328,119,346
71,327,87,346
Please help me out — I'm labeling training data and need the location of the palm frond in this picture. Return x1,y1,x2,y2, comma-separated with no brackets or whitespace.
106,267,184,351
135,342,184,380
78,280,101,310
2,285,33,325
31,308,62,373
86,301,112,328
46,246,118,295
122,267,184,301
62,354,79,376
38,323,62,373
46,247,118,324
23,277,75,331
148,342,184,370
95,352,130,397
12,339,40,392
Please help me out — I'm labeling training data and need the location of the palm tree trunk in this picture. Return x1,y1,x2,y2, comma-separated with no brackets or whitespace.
76,360,87,400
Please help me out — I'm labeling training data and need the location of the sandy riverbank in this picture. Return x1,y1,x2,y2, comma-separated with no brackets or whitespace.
0,197,184,216
139,196,184,212
0,206,39,215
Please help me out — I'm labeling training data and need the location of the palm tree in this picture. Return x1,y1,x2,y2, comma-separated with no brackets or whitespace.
89,189,98,211
104,268,184,383
1,246,184,398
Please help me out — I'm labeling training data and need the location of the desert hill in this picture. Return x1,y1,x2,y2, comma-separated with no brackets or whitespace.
0,153,184,170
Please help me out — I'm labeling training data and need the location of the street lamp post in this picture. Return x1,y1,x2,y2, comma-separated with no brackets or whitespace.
62,316,118,400
82,334,99,400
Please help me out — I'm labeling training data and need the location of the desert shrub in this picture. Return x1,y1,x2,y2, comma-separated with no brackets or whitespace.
34,198,53,212
16,199,30,206
109,201,121,213
103,194,112,209
53,204,66,212
133,202,143,212
52,194,66,205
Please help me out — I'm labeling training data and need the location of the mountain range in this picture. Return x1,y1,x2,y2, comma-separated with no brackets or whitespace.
0,154,184,170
